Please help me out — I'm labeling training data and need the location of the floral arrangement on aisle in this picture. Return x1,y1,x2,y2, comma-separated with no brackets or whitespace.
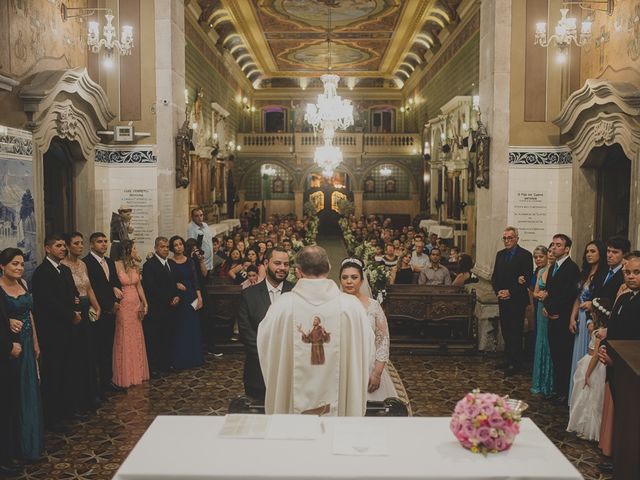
450,389,523,455
303,201,319,246
339,217,357,256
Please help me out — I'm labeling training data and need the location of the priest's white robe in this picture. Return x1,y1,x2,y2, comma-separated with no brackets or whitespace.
257,278,374,416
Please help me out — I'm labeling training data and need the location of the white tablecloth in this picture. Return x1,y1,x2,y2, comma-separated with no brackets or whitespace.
209,223,229,237
428,224,454,239
419,219,439,231
221,218,241,229
114,416,582,480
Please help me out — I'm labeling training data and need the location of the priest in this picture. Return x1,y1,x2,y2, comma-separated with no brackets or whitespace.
257,246,374,416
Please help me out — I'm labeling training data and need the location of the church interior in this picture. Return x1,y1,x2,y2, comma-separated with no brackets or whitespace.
1,0,639,479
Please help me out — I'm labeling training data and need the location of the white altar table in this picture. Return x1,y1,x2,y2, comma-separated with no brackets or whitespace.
221,218,241,229
114,416,583,480
209,223,229,237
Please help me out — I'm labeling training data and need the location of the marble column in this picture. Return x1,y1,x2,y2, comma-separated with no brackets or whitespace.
353,190,363,217
474,0,513,279
294,190,304,219
154,0,188,237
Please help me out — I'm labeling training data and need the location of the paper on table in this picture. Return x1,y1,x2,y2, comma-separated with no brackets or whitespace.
219,414,269,438
266,415,321,440
332,425,389,456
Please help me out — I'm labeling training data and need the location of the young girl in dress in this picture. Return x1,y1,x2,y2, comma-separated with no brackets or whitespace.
566,297,612,441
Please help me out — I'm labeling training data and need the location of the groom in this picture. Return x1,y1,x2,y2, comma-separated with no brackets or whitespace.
257,246,374,416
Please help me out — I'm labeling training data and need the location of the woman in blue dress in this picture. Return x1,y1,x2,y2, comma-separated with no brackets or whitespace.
168,236,204,370
568,240,606,405
531,246,554,397
0,248,43,461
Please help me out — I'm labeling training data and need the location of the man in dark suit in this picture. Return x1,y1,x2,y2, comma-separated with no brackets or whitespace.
142,236,179,376
0,292,22,476
491,226,533,375
592,236,630,305
238,247,293,401
543,233,580,404
83,232,124,396
31,233,81,432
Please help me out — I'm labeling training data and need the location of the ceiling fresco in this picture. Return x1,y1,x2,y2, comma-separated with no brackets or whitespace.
199,0,466,88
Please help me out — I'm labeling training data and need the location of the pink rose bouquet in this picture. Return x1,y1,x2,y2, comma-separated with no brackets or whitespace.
450,389,521,455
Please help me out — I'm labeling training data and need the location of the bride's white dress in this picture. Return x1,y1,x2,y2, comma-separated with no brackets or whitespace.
365,299,399,401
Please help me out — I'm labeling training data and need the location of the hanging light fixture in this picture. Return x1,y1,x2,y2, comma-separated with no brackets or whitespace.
61,3,134,59
314,132,343,178
534,1,613,62
304,5,354,136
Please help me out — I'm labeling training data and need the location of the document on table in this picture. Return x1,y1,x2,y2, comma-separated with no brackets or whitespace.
219,415,270,438
332,425,389,456
266,414,321,440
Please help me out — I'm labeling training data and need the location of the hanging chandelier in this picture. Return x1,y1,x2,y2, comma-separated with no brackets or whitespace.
314,133,343,178
305,74,354,136
534,1,613,62
304,5,353,136
61,3,134,59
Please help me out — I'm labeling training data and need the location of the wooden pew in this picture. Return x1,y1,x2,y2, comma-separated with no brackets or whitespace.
383,284,477,352
203,284,242,345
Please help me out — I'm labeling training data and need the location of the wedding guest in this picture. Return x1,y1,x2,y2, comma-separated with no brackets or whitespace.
31,233,80,432
531,246,554,397
452,254,476,286
219,248,245,283
593,236,629,303
568,240,606,404
168,236,203,370
62,232,101,413
543,233,580,405
340,258,400,401
82,232,124,396
410,241,430,282
0,248,43,461
389,253,413,285
112,240,149,388
142,237,179,376
567,297,610,441
491,227,533,376
184,238,208,287
0,285,21,477
186,208,214,274
418,248,452,286
241,265,261,289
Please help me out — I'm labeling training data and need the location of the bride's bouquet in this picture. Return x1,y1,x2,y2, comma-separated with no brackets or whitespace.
450,389,522,455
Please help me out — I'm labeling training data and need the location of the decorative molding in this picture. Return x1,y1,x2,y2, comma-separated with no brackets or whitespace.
0,127,33,157
0,74,19,92
508,147,572,166
95,145,157,165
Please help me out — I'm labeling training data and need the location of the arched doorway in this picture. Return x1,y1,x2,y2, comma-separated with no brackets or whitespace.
591,144,630,240
43,138,80,236
304,171,353,236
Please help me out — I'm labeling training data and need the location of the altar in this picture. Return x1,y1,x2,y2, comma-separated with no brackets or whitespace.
114,416,582,480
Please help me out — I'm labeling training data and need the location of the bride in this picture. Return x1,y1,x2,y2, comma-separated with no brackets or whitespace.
339,258,399,401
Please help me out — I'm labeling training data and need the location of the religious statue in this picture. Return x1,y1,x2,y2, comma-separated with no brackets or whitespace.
110,204,133,260
474,120,490,188
297,316,331,365
175,118,191,188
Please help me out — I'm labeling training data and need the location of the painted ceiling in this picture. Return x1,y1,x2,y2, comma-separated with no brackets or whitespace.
197,0,464,88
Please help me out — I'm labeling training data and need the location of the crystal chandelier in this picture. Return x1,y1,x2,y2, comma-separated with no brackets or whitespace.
61,3,134,59
314,133,343,178
305,74,354,137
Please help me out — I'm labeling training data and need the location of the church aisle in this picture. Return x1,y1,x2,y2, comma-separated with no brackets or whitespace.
315,234,348,283
12,354,609,480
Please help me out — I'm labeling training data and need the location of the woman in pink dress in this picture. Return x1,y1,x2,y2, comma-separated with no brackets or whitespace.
112,240,149,388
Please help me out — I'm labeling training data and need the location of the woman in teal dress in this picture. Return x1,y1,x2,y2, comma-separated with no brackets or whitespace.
0,248,44,461
531,246,555,397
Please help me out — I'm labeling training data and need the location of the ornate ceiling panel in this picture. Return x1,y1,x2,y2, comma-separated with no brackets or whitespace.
198,0,467,89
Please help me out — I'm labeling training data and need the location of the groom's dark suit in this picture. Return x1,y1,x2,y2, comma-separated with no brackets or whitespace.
238,279,293,400
31,258,79,427
83,252,122,392
544,256,580,398
142,255,179,373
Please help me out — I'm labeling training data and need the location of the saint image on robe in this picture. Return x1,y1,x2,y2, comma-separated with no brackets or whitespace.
297,316,331,365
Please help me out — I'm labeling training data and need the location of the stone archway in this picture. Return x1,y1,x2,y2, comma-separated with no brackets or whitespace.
19,68,115,251
554,79,640,251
